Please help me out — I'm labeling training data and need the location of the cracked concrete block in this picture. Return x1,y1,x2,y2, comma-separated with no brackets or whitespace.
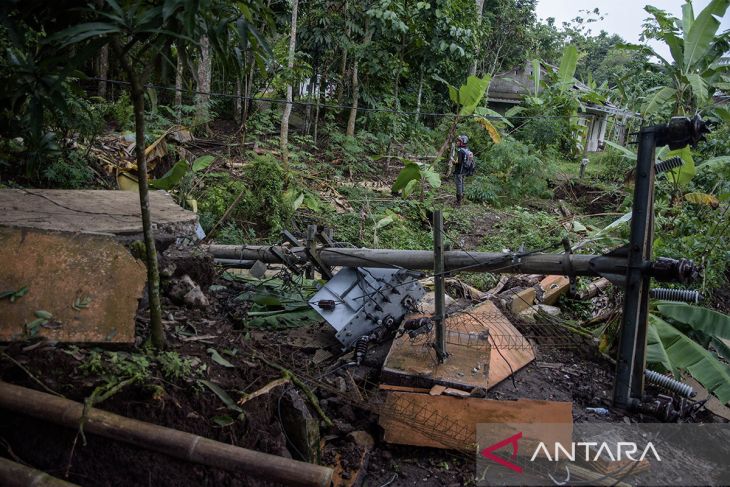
0,227,145,343
509,287,536,314
539,275,570,305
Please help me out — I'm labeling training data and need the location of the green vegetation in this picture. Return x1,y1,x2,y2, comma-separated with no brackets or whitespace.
0,1,728,399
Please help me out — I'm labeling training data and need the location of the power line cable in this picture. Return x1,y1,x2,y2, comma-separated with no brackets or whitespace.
89,76,618,120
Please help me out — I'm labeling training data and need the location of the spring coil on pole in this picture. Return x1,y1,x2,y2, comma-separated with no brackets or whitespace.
650,288,703,303
645,369,695,398
654,156,683,174
354,336,369,365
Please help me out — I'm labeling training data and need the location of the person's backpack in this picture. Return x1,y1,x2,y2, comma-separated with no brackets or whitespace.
461,148,476,176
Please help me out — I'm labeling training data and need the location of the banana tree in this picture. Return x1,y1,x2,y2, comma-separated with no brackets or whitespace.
432,74,501,159
648,301,730,404
620,1,730,119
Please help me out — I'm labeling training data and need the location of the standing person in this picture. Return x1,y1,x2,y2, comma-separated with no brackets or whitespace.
452,135,474,206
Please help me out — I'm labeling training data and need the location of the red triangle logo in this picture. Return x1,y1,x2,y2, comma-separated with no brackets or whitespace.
479,431,523,473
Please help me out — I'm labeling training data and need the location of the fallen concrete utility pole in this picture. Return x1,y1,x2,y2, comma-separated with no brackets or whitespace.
207,245,698,284
0,381,333,487
0,457,79,487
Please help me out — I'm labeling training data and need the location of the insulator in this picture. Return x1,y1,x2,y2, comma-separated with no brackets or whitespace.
650,288,703,303
645,369,695,398
654,156,683,174
316,300,336,310
354,336,369,365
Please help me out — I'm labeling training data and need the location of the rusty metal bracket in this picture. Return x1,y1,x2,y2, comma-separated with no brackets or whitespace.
305,225,333,280
269,246,302,275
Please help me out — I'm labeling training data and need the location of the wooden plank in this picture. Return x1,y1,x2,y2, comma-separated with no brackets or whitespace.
378,384,431,394
0,227,145,343
379,392,572,450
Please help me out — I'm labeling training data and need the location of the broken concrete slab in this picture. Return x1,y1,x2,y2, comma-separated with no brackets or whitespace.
379,392,572,450
280,389,320,464
0,189,198,243
539,275,570,305
381,301,535,391
0,227,145,343
168,275,209,308
509,287,536,314
381,311,490,391
518,304,562,323
417,291,455,315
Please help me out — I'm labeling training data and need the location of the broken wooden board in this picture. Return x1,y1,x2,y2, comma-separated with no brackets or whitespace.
379,392,572,450
0,227,145,343
381,300,534,390
0,189,198,241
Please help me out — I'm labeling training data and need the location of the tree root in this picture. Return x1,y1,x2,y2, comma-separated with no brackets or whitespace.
1,352,63,398
257,356,333,427
65,376,138,477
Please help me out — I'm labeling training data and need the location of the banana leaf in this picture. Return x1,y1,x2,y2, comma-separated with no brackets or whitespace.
656,302,730,339
648,315,730,404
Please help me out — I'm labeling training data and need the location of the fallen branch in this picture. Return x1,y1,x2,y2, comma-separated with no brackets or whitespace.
237,377,290,407
578,277,611,300
0,381,333,487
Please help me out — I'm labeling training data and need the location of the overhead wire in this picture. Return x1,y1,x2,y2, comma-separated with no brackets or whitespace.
89,76,614,120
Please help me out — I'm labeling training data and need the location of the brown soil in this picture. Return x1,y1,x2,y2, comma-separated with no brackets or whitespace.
0,253,722,486
554,180,624,215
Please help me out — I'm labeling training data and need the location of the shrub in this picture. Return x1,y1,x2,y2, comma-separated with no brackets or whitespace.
589,147,634,178
465,176,499,205
477,138,552,205
243,154,291,233
481,207,564,251
42,152,94,188
197,173,252,232
515,117,572,154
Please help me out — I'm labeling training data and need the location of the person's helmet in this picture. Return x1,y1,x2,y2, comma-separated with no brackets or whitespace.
457,135,468,145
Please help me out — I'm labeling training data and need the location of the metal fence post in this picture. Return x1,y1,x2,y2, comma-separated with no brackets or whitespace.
433,210,447,362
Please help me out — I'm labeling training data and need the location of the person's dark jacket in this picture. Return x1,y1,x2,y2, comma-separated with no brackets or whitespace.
454,147,470,175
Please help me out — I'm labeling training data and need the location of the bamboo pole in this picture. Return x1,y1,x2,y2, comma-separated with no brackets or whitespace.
0,457,79,487
0,382,332,487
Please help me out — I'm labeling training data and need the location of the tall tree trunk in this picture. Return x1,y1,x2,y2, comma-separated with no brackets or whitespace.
304,67,316,134
470,0,486,76
336,50,348,106
235,78,242,124
314,74,324,146
415,68,424,122
195,36,212,129
97,45,109,98
280,0,299,169
175,47,183,121
335,1,349,106
346,61,359,137
112,39,165,349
